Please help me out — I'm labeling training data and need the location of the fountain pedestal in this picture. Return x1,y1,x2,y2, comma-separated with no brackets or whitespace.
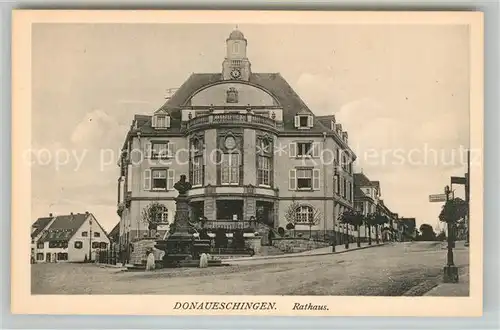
155,175,215,267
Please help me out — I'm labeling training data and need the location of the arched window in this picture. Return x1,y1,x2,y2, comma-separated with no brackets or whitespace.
232,42,239,54
295,205,314,223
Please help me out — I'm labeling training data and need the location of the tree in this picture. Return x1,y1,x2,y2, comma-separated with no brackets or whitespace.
284,201,301,237
141,202,167,238
418,223,436,241
339,210,364,248
307,208,322,239
374,213,389,244
364,213,376,245
436,229,446,241
339,210,353,249
439,197,468,223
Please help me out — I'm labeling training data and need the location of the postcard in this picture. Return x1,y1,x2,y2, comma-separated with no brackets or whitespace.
12,10,483,316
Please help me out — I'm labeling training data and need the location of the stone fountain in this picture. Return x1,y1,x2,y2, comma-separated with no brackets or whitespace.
155,175,218,267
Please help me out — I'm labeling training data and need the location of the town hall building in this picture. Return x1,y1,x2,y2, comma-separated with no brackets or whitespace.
116,29,356,245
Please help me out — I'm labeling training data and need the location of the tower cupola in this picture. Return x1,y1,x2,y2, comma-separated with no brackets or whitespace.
222,27,251,81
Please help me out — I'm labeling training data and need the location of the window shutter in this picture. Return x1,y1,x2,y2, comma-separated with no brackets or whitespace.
289,142,297,158
167,142,174,158
145,142,152,159
312,142,320,158
143,169,151,190
307,115,314,127
289,169,297,190
167,169,175,190
165,115,171,128
313,169,320,190
294,115,299,128
151,116,157,128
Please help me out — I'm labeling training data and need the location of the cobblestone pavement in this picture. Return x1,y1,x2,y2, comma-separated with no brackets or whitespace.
31,241,469,295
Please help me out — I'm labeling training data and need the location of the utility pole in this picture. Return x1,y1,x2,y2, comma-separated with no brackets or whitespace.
88,218,93,262
443,185,459,283
465,150,470,247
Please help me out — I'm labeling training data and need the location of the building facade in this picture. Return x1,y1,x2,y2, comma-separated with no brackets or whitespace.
117,29,356,244
32,212,110,263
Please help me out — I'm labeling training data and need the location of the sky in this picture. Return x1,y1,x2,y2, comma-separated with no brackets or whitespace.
31,23,471,232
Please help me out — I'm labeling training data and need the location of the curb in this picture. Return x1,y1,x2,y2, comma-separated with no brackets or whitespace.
402,266,469,296
229,243,386,262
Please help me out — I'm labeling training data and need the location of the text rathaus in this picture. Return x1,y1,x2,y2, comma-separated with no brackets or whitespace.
116,29,356,245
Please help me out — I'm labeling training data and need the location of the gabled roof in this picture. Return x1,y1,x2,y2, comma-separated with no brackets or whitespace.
108,222,120,240
38,213,89,243
136,72,335,134
31,217,53,239
354,173,373,187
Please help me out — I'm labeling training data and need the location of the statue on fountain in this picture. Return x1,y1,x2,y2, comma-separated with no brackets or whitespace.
174,174,192,196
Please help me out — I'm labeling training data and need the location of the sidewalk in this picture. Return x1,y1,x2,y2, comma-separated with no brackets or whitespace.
424,267,470,296
229,242,386,262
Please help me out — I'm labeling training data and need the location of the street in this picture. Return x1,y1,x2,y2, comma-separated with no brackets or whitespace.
31,241,469,296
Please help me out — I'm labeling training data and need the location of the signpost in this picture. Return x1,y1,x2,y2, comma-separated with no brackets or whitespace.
429,194,447,203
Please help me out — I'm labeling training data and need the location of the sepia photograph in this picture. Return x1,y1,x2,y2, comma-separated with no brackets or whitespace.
12,10,483,316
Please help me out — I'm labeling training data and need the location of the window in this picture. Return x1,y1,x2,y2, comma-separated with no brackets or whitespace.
36,253,44,261
295,205,314,223
151,142,169,159
94,232,100,238
144,169,174,191
37,242,44,249
49,241,68,248
190,137,204,186
99,242,108,249
334,175,339,194
257,156,271,186
343,178,347,198
156,209,168,224
82,231,88,237
191,155,204,186
297,142,312,156
92,242,100,249
74,241,83,249
31,239,34,244
297,169,313,189
289,168,320,191
152,114,170,129
152,169,167,190
294,115,313,129
57,253,68,261
257,136,273,187
232,42,239,53
221,153,240,185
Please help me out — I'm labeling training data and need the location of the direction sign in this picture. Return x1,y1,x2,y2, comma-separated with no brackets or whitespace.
429,194,447,202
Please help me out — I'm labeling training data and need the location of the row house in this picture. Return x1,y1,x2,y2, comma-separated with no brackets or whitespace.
116,28,356,245
31,212,110,263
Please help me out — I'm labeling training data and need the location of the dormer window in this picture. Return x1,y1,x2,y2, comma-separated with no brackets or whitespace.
294,114,313,129
152,112,171,129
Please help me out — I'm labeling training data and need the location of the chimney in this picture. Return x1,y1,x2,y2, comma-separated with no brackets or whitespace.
49,213,53,217
70,212,73,215
85,211,89,215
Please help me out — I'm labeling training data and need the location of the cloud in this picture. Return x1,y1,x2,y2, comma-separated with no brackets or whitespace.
70,109,129,148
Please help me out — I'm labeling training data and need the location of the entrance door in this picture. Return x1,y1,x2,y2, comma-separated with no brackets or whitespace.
216,200,243,220
256,201,274,227
46,253,51,263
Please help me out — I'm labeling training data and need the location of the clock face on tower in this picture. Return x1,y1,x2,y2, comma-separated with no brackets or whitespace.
230,69,241,79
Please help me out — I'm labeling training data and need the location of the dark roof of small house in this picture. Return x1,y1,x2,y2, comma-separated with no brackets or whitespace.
31,217,53,239
136,73,333,134
354,173,372,187
108,222,120,239
354,173,381,190
38,213,89,243
354,186,365,199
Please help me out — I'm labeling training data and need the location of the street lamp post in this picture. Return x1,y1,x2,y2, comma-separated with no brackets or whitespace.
443,185,459,283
